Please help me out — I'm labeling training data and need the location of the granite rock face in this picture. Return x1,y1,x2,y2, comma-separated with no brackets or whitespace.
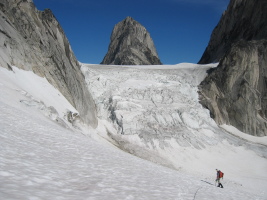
198,0,267,136
198,0,267,64
101,17,162,65
199,40,267,136
0,0,97,127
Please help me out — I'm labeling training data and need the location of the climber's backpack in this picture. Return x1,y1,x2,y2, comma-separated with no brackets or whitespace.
219,171,224,178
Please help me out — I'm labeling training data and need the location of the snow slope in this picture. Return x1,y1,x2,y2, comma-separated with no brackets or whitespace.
0,65,267,199
81,63,267,196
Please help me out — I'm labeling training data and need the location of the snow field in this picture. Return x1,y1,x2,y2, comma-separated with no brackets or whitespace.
81,63,267,196
0,96,263,200
0,65,266,199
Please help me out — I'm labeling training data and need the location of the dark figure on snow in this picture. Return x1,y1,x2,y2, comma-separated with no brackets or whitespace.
216,169,224,188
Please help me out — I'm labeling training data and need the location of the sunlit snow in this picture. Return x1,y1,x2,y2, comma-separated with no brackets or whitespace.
0,65,266,199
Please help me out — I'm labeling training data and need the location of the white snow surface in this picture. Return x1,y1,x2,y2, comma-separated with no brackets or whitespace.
82,63,267,197
221,124,267,146
0,64,267,199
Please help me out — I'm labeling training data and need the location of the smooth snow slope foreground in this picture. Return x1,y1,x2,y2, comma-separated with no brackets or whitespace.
81,63,267,196
0,67,265,200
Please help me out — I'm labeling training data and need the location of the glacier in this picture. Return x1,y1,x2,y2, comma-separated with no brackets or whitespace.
0,64,267,199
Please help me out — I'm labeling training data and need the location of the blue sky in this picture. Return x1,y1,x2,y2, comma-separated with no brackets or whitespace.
33,0,229,64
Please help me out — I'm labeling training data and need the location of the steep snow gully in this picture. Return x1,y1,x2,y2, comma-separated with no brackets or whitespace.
0,64,267,199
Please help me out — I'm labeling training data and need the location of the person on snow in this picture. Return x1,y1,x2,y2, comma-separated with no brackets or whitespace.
216,169,224,188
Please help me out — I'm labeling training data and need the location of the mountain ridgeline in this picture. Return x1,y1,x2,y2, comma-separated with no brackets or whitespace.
101,17,162,65
199,0,267,136
0,0,97,127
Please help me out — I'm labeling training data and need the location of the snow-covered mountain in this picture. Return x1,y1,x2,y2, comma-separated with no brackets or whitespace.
0,0,267,199
1,65,267,199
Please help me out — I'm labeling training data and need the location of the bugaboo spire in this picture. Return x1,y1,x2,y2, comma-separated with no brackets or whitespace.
101,16,162,65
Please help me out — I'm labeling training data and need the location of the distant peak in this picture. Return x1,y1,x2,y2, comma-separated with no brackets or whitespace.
122,16,138,25
125,16,134,21
101,16,162,65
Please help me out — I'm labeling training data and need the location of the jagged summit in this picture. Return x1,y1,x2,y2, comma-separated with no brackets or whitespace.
198,0,267,64
101,16,162,65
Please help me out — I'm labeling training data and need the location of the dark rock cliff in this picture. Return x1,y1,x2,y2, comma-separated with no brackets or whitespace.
199,0,267,64
198,0,267,136
199,40,267,136
0,0,97,127
101,17,162,65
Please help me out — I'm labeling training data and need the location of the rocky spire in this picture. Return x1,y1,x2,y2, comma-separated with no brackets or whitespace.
198,0,267,64
101,17,162,65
